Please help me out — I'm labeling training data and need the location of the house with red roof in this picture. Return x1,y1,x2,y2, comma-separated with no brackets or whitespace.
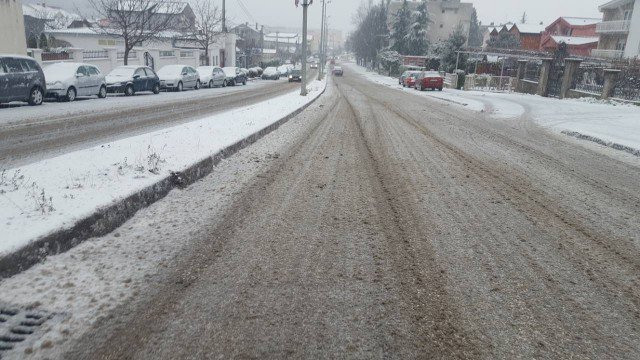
540,17,601,56
510,23,546,51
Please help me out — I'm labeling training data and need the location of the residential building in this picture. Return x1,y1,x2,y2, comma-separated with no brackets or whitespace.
482,25,500,48
593,0,640,59
232,22,264,67
0,0,27,54
510,23,546,50
540,17,600,56
106,1,196,32
22,3,83,48
388,0,474,46
263,32,312,61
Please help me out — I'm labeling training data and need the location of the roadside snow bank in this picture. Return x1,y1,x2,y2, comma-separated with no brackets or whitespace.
0,79,326,259
348,63,640,151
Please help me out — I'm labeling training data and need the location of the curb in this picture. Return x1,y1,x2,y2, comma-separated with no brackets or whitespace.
561,130,640,157
0,81,327,279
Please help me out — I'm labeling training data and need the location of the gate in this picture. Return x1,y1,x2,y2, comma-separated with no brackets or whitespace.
144,52,155,70
547,59,564,98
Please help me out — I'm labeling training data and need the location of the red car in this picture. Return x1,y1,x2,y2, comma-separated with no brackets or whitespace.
403,72,420,88
415,71,443,91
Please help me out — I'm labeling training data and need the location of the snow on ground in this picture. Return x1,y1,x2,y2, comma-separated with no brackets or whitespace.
0,78,326,257
0,80,336,360
347,63,640,152
0,77,274,127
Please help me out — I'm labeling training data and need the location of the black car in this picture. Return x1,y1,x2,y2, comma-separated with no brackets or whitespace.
0,55,46,106
105,66,161,96
222,67,248,86
333,66,344,76
288,69,302,82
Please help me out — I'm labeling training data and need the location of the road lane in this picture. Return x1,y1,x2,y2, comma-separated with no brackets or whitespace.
59,69,640,359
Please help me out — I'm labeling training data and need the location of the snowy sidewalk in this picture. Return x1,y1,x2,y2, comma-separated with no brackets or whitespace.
0,79,326,260
348,63,640,154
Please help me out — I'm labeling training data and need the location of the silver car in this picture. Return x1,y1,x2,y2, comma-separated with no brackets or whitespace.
196,66,226,88
157,65,200,91
44,62,107,101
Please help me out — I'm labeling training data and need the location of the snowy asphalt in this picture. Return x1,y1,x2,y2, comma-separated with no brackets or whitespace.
0,74,315,168
2,68,640,359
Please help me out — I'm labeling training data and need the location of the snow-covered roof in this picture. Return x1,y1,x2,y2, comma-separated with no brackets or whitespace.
22,4,81,27
113,1,189,14
562,17,601,26
514,23,546,34
551,36,599,45
599,0,635,11
152,1,189,14
46,27,185,39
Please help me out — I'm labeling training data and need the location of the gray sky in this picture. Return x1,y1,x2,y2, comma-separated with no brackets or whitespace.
24,0,605,33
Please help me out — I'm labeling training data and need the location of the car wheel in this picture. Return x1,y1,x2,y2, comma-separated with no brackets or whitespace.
66,87,77,102
176,82,183,92
195,80,201,90
209,80,214,88
125,84,134,96
98,85,107,99
152,83,160,94
28,87,44,106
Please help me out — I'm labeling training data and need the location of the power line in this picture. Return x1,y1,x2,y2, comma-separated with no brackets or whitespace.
235,0,257,24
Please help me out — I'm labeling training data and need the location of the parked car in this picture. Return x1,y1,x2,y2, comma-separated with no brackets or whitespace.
196,66,226,88
158,65,200,91
105,66,160,96
402,72,420,88
399,70,418,85
239,68,250,78
0,55,46,106
288,68,302,82
262,67,280,80
43,62,106,101
222,67,247,86
333,66,344,76
415,71,443,91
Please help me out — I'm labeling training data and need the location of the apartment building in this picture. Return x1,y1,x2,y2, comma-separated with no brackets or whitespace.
593,0,640,59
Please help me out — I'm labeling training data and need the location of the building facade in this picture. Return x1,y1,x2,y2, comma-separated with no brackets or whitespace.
540,17,600,56
511,23,546,51
593,0,640,59
232,22,264,67
388,0,474,46
0,0,27,54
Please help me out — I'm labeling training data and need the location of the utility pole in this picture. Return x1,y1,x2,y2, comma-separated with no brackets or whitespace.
222,0,226,33
318,0,326,80
300,0,310,96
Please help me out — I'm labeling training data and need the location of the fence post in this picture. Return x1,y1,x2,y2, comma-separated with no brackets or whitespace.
537,58,554,97
515,59,527,93
30,48,43,64
601,69,621,100
560,58,582,99
69,48,84,62
106,48,118,70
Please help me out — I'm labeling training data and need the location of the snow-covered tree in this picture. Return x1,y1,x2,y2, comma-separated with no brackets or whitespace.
435,27,467,73
378,49,402,75
391,0,411,55
404,0,429,56
468,8,483,48
188,0,222,66
487,32,521,49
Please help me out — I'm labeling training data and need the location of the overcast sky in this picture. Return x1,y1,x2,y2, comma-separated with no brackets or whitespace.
24,0,605,33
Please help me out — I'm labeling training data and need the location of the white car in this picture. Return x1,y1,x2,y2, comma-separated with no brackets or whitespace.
261,67,280,80
157,65,200,91
196,66,227,88
277,65,290,77
44,62,107,101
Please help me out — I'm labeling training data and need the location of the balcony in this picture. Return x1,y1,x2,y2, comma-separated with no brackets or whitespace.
596,20,631,33
591,49,625,59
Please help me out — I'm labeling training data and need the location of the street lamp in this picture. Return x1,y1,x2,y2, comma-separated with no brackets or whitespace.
298,0,312,96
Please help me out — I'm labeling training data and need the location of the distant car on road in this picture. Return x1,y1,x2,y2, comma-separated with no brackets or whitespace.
401,71,420,87
105,66,160,96
158,65,200,91
310,63,318,69
44,62,106,102
197,66,226,88
277,65,291,77
0,55,46,106
262,67,280,80
402,72,420,88
288,68,302,82
415,71,443,91
333,66,343,76
222,67,247,86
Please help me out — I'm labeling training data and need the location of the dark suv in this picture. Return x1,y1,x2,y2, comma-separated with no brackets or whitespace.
0,55,46,106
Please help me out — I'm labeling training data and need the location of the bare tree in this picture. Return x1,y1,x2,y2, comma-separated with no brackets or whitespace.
88,0,184,65
189,0,222,66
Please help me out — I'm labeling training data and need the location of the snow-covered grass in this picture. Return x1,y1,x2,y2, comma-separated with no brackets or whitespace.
347,63,640,152
0,78,326,258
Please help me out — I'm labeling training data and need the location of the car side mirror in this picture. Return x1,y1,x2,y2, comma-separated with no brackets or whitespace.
133,74,141,79
182,72,187,76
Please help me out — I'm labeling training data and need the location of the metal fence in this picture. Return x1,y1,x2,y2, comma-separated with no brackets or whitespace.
612,66,640,101
180,51,194,58
572,65,605,95
83,50,109,59
41,52,70,61
117,51,137,59
466,75,514,92
524,61,542,82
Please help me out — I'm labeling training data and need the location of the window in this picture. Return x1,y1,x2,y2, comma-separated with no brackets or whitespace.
144,68,156,77
87,66,100,75
98,39,117,46
18,59,37,72
134,68,146,77
5,59,24,73
77,66,89,76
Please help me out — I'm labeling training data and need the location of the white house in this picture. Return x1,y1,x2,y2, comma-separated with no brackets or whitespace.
594,0,640,58
0,0,27,54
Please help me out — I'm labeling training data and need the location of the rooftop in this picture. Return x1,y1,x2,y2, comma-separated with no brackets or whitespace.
551,36,599,45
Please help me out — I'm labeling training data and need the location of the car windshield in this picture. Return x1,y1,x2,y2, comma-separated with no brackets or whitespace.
158,66,184,76
291,70,301,75
108,67,135,77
